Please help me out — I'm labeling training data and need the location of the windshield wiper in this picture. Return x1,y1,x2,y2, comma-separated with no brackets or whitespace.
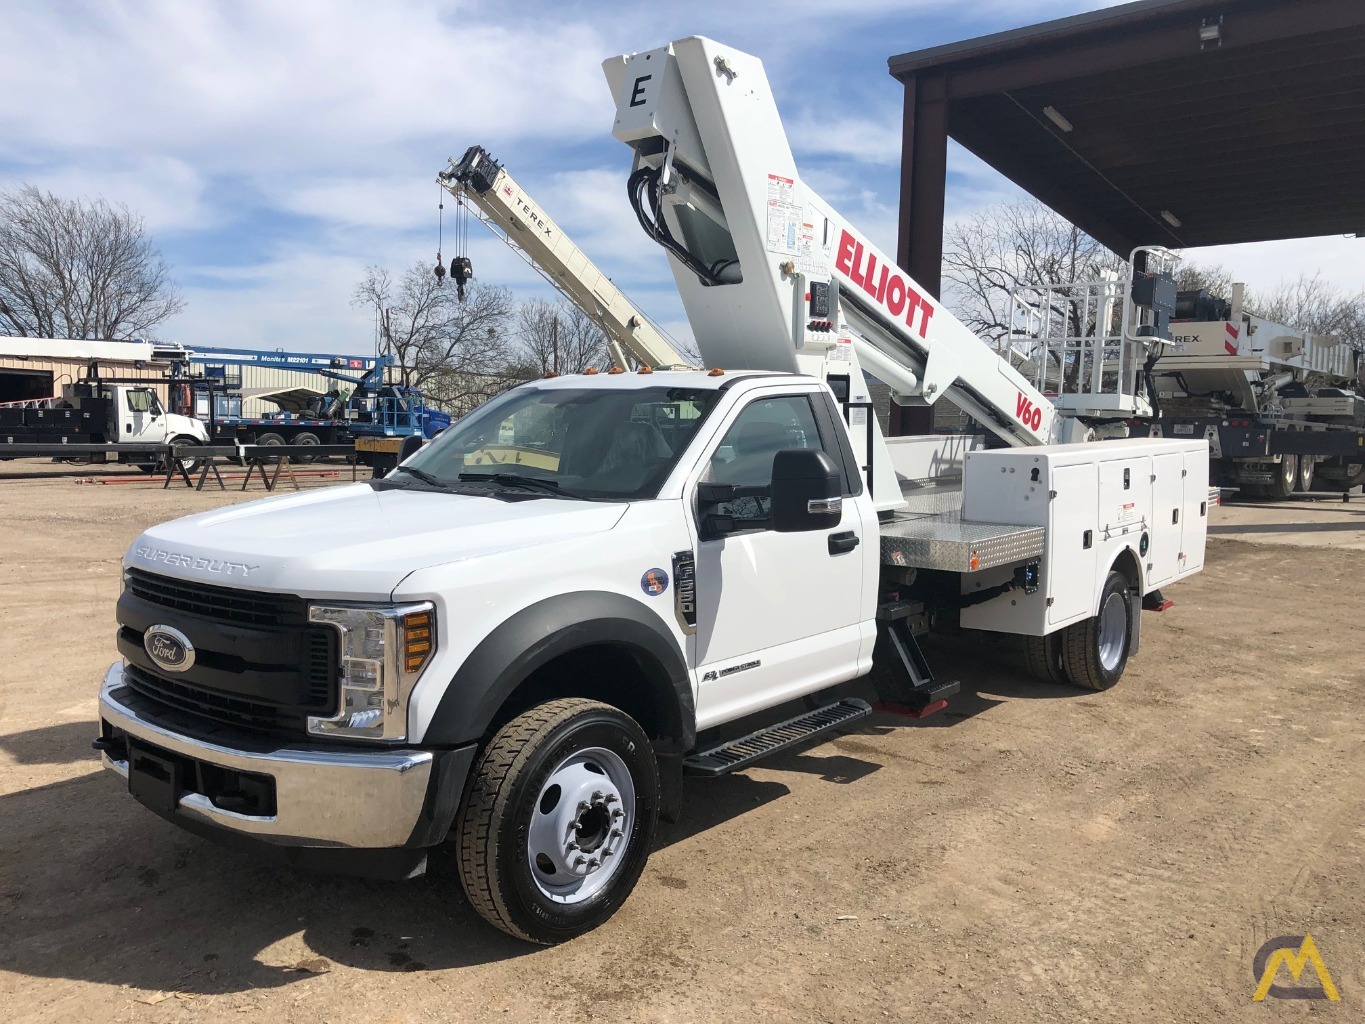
458,471,581,499
390,465,450,489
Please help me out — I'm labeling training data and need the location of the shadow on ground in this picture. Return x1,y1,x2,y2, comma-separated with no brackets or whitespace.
0,641,1076,991
0,720,101,766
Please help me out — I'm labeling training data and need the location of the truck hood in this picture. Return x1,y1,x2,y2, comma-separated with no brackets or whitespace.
124,483,627,598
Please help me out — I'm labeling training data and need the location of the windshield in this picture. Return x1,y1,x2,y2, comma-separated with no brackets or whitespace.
402,385,722,500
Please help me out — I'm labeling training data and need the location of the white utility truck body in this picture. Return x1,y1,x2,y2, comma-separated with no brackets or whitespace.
96,37,1208,945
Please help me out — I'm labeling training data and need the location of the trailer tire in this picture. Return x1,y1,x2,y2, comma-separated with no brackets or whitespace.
1268,454,1297,500
1060,571,1132,691
254,432,286,463
1022,631,1067,686
455,698,658,945
293,432,321,463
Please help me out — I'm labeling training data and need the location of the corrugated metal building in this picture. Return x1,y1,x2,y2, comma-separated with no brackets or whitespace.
0,337,176,404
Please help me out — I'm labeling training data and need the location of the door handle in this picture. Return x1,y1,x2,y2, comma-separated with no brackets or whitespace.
828,530,859,555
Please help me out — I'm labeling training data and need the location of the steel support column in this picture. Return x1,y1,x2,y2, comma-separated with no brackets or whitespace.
892,73,948,436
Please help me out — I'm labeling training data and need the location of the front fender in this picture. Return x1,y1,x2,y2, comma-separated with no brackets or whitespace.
419,590,693,750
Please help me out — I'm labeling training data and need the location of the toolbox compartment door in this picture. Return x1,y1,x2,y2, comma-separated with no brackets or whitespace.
1046,463,1099,627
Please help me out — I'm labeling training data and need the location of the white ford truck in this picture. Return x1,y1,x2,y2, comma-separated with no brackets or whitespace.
96,37,1211,944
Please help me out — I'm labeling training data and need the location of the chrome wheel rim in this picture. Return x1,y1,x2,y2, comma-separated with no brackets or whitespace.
1097,590,1128,673
526,746,634,904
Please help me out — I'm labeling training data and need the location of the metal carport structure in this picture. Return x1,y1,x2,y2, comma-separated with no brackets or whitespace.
888,0,1365,299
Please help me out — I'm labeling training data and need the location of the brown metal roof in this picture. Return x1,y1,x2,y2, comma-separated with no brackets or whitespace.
888,0,1365,254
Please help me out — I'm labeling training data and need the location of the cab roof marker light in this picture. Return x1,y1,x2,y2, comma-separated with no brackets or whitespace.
637,365,653,374
708,367,725,376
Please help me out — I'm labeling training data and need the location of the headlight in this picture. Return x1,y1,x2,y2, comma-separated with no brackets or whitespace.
306,602,435,742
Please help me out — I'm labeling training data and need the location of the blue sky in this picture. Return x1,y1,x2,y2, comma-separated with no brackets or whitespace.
2,0,1360,357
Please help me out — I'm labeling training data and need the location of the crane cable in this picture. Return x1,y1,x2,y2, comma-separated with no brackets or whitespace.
434,185,447,285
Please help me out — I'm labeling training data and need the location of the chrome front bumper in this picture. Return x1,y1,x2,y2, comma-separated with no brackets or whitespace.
98,663,438,849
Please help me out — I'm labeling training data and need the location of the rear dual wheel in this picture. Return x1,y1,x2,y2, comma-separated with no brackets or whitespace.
1267,454,1298,500
1024,571,1132,692
1295,455,1315,493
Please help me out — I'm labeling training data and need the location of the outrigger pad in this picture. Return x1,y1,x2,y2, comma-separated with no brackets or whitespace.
1142,589,1174,612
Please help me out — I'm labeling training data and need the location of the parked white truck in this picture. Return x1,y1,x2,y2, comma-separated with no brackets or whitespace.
95,37,1211,944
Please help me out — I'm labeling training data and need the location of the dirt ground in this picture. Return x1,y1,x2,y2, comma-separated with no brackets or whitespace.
2,462,1362,1023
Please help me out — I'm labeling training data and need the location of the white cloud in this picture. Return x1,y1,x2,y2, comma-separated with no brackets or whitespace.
789,114,902,167
1183,236,1365,296
7,155,210,233
0,0,1189,357
0,2,612,170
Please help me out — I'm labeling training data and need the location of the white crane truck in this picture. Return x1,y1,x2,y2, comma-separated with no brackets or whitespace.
95,37,1211,944
1005,269,1365,498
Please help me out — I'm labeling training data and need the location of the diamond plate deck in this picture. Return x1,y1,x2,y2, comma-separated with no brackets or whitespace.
879,510,1044,573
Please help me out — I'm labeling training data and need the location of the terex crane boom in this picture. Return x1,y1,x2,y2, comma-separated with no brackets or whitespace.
438,146,692,371
603,38,1091,509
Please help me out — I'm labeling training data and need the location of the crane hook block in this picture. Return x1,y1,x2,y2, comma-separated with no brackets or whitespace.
433,257,447,283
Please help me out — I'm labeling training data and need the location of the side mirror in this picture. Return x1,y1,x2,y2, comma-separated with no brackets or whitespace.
398,434,424,462
771,449,842,533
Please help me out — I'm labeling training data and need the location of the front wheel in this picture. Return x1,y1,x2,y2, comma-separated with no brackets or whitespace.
1060,571,1133,691
167,435,204,474
455,699,659,944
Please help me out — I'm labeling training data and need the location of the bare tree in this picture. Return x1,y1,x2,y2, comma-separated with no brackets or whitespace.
0,185,184,339
941,198,1124,345
1175,262,1236,298
1255,272,1365,348
352,262,516,393
513,299,613,375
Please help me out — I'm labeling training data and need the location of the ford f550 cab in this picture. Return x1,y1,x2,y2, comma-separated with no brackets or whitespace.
97,36,1212,944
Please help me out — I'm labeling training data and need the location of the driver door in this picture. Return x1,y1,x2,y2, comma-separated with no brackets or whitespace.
689,390,869,730
122,388,164,442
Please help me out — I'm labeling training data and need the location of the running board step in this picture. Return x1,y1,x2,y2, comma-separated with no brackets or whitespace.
682,698,872,777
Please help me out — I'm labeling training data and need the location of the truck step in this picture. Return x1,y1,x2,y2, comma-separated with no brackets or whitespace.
682,698,872,777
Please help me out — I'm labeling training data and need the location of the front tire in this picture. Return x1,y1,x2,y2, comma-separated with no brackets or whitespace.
167,435,204,474
455,699,659,944
1060,571,1133,691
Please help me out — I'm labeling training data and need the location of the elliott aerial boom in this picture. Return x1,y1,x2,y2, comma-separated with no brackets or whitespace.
604,38,1070,509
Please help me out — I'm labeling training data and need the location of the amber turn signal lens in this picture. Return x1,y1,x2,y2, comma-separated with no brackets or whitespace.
402,610,434,675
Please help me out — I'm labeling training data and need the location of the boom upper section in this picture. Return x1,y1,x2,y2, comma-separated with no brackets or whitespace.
602,37,1062,451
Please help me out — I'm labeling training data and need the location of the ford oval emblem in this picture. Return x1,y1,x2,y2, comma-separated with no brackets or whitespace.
144,624,195,674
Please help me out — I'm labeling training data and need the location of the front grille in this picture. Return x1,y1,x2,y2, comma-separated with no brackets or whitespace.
119,569,339,735
125,567,307,628
124,663,310,737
